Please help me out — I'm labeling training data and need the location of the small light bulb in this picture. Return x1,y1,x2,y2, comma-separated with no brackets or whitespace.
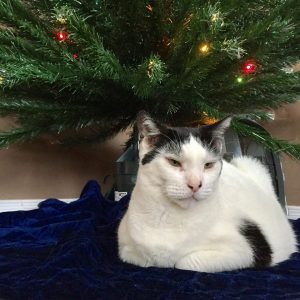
242,60,256,74
55,31,68,42
199,44,209,53
237,76,243,83
57,15,67,24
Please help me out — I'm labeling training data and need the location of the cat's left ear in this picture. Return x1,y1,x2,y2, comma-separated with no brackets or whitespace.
136,111,164,148
210,116,232,137
207,116,232,153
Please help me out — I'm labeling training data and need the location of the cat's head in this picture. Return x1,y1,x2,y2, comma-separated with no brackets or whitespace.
136,111,232,208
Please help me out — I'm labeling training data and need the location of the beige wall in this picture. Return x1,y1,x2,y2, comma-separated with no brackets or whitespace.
263,102,300,206
0,125,128,199
0,104,299,205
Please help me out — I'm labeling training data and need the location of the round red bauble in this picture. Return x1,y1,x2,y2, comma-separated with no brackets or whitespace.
55,31,68,42
242,60,256,74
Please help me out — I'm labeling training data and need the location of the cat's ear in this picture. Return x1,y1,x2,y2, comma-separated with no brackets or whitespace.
210,116,232,137
207,116,232,153
136,111,162,147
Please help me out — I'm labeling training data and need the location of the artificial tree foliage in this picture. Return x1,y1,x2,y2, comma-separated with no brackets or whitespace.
0,0,299,157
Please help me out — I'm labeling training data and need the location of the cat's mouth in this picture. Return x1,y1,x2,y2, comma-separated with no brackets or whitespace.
177,194,199,202
174,194,193,200
180,193,204,203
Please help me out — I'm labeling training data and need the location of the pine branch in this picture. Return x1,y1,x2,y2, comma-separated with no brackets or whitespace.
0,0,59,52
0,0,299,157
233,120,300,160
128,55,168,98
68,10,123,78
0,127,44,148
0,98,85,115
59,121,132,146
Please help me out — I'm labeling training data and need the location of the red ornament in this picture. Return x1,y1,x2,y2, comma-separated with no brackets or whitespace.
242,60,256,74
72,53,78,59
55,31,68,42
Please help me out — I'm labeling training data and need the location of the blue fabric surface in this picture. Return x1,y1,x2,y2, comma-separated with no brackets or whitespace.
0,180,299,300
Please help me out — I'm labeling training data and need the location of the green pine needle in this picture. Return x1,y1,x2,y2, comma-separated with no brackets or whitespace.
233,120,300,160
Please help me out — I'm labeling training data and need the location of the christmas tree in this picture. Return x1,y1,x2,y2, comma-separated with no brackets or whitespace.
0,0,299,157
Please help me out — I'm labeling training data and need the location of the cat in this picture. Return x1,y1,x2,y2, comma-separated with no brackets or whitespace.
117,111,297,272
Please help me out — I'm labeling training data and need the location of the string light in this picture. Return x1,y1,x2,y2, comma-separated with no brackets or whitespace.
199,43,209,54
147,60,156,78
56,15,67,25
242,60,256,74
237,76,243,83
55,31,68,42
201,112,218,125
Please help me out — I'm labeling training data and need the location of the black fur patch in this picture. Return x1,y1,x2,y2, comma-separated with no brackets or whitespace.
142,148,160,165
240,220,272,268
141,126,220,165
141,127,191,165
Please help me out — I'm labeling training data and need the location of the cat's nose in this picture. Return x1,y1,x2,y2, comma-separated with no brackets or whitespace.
187,182,202,193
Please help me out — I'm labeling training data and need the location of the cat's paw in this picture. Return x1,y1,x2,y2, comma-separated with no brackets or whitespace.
119,245,151,267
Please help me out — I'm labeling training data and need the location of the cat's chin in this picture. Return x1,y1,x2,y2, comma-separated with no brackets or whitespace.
173,198,197,209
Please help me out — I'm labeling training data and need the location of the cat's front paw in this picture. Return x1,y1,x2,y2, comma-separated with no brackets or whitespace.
119,245,151,267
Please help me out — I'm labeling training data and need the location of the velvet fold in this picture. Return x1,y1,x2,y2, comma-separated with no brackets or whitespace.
0,180,299,299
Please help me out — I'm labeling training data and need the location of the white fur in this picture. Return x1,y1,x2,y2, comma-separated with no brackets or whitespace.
118,136,297,272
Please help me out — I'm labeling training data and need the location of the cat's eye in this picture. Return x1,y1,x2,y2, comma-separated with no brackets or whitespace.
167,158,181,167
204,162,215,169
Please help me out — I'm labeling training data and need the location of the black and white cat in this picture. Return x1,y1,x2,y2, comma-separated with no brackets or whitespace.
118,111,297,272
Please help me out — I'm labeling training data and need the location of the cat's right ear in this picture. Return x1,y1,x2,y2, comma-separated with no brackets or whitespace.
136,111,162,148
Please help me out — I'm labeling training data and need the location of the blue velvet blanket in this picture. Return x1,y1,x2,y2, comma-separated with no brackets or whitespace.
0,181,299,300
